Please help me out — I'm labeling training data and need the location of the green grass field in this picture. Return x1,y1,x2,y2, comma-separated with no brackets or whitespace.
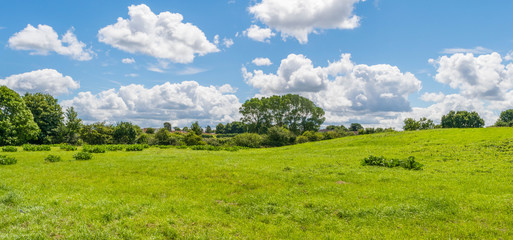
1,128,513,239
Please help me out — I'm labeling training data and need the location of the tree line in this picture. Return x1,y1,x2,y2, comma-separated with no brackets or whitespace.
2,84,513,147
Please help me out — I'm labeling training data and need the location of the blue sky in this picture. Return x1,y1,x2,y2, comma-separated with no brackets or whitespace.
1,0,513,128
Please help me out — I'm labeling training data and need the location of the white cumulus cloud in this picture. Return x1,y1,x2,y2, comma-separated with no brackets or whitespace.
248,0,363,44
98,4,219,64
252,57,273,66
429,52,513,100
243,53,422,124
223,38,234,48
0,69,80,95
243,25,275,43
61,81,241,127
8,24,93,61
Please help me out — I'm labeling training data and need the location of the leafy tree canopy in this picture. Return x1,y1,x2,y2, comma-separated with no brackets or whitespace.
23,93,63,144
441,111,484,128
0,86,40,145
240,94,325,134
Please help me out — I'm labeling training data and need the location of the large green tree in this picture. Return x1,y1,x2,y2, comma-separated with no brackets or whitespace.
494,109,513,127
0,86,40,145
23,93,64,144
79,122,114,145
441,111,484,128
190,121,203,136
113,121,139,144
240,94,325,134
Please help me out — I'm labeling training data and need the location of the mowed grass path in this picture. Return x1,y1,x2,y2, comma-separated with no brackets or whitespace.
1,128,513,239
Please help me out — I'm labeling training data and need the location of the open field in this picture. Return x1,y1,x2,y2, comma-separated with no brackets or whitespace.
1,128,513,239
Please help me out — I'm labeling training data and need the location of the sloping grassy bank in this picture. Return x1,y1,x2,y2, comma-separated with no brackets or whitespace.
1,128,513,239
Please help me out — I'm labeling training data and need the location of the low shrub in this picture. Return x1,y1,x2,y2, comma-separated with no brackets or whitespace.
361,155,423,170
82,145,106,153
215,134,238,138
60,144,77,151
184,132,205,146
264,126,296,147
2,146,17,152
302,131,323,142
125,144,144,151
0,155,17,165
322,131,341,140
23,144,51,151
189,145,245,151
45,155,62,163
106,145,124,151
295,136,309,144
233,133,262,148
73,152,93,160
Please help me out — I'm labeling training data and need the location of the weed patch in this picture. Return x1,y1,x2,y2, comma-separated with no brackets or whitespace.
45,155,62,163
0,155,17,165
60,144,77,151
2,146,17,152
23,144,51,151
362,155,423,170
73,152,93,160
125,144,144,151
82,145,106,153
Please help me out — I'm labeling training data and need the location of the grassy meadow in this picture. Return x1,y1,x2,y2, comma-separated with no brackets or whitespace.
1,128,513,239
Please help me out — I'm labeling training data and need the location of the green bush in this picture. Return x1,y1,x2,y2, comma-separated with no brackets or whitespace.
73,152,92,160
322,131,341,140
233,133,262,148
82,145,106,153
0,155,17,165
184,132,205,146
302,131,323,142
361,155,423,170
45,155,62,163
125,144,144,151
23,144,51,151
2,146,17,152
60,144,77,151
295,135,309,144
106,145,124,151
264,126,295,147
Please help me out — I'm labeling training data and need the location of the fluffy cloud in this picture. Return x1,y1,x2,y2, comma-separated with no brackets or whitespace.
0,69,79,95
243,53,422,124
61,81,241,127
8,24,93,61
122,58,135,64
243,25,275,43
429,52,513,100
98,4,219,64
252,57,273,66
223,38,234,48
248,0,362,43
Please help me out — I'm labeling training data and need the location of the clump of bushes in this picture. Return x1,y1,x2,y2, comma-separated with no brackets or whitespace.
233,133,262,148
60,144,77,151
45,155,62,163
23,144,51,151
125,144,144,151
264,126,296,147
190,145,244,152
73,152,92,160
361,155,423,170
82,145,106,153
295,136,309,144
0,155,17,165
2,146,17,152
106,145,124,151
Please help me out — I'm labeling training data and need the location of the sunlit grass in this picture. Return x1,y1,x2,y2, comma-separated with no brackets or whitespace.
1,128,513,239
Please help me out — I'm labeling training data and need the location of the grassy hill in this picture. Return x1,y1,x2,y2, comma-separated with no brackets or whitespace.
1,128,513,239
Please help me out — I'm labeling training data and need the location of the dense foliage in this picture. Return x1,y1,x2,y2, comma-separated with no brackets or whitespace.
403,117,435,131
494,109,513,127
441,111,484,128
23,93,64,144
240,94,325,134
0,86,40,145
361,155,423,170
0,155,17,165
